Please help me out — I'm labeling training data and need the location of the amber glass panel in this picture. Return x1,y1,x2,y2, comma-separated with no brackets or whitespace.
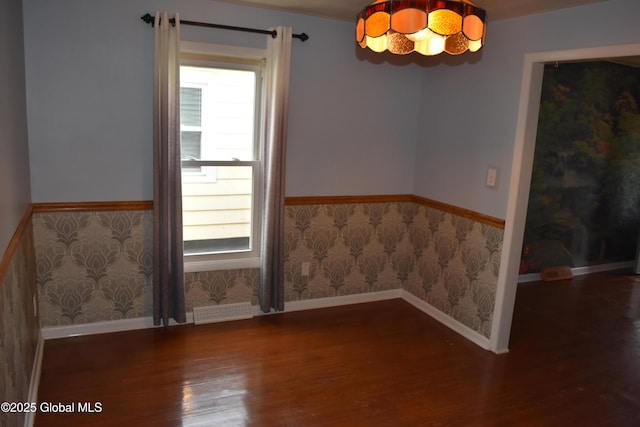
462,1,487,22
387,32,414,54
462,14,484,41
390,0,429,14
356,17,366,42
364,1,391,19
428,0,450,11
365,12,391,37
390,8,427,34
434,0,464,15
428,9,462,35
444,32,469,55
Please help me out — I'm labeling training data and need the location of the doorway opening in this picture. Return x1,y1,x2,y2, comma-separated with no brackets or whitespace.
490,43,640,354
520,60,640,277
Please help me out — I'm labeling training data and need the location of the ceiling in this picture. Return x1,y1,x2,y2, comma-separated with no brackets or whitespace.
214,0,640,66
216,0,609,22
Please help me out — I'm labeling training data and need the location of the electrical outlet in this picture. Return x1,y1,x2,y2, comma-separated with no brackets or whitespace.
301,262,310,276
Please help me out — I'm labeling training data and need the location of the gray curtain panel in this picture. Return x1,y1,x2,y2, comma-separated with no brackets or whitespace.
152,11,186,325
260,27,292,313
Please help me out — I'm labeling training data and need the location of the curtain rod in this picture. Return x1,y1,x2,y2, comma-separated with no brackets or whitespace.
140,13,309,41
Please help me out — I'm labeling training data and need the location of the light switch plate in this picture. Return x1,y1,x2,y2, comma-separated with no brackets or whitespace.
486,167,499,189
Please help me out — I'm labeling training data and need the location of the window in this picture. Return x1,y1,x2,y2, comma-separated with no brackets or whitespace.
179,87,203,169
180,47,264,271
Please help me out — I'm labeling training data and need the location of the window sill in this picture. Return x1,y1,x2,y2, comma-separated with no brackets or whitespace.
184,256,260,273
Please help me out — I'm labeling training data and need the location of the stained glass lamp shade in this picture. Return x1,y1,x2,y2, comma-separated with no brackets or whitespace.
356,0,487,56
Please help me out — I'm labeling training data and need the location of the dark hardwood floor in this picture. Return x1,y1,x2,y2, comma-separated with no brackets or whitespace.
35,269,640,426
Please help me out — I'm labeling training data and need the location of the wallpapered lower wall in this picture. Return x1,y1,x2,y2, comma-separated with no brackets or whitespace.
33,201,503,338
0,219,39,427
32,210,259,323
285,202,503,337
34,210,154,325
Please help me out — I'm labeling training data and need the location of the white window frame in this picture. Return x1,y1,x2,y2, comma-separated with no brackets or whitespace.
180,41,266,273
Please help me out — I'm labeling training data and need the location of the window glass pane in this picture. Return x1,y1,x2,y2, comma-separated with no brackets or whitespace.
213,69,255,161
180,61,261,259
181,66,257,161
180,131,201,160
180,87,202,126
182,165,254,255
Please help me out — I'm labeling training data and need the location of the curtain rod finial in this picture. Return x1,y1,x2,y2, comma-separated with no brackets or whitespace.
141,13,154,25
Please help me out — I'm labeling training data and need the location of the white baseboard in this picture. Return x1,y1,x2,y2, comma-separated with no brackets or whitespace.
38,290,403,339
400,290,492,351
285,289,492,351
24,333,44,427
40,289,492,352
518,261,634,283
41,312,195,340
571,261,634,276
518,272,542,283
284,289,402,313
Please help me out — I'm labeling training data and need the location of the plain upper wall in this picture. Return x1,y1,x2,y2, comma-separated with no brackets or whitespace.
23,0,640,219
22,0,421,203
0,0,31,255
413,0,640,219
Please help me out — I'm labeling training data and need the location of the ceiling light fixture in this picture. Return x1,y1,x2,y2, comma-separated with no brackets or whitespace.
356,0,487,56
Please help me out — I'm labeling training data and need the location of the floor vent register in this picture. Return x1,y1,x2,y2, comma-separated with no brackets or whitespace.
193,302,254,325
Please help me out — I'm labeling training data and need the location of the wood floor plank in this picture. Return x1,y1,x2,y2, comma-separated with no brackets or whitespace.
35,270,640,426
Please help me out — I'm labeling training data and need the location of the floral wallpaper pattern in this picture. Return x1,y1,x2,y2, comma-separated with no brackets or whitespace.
284,202,503,338
32,201,502,338
0,221,39,427
184,269,259,310
32,210,259,326
33,210,154,327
